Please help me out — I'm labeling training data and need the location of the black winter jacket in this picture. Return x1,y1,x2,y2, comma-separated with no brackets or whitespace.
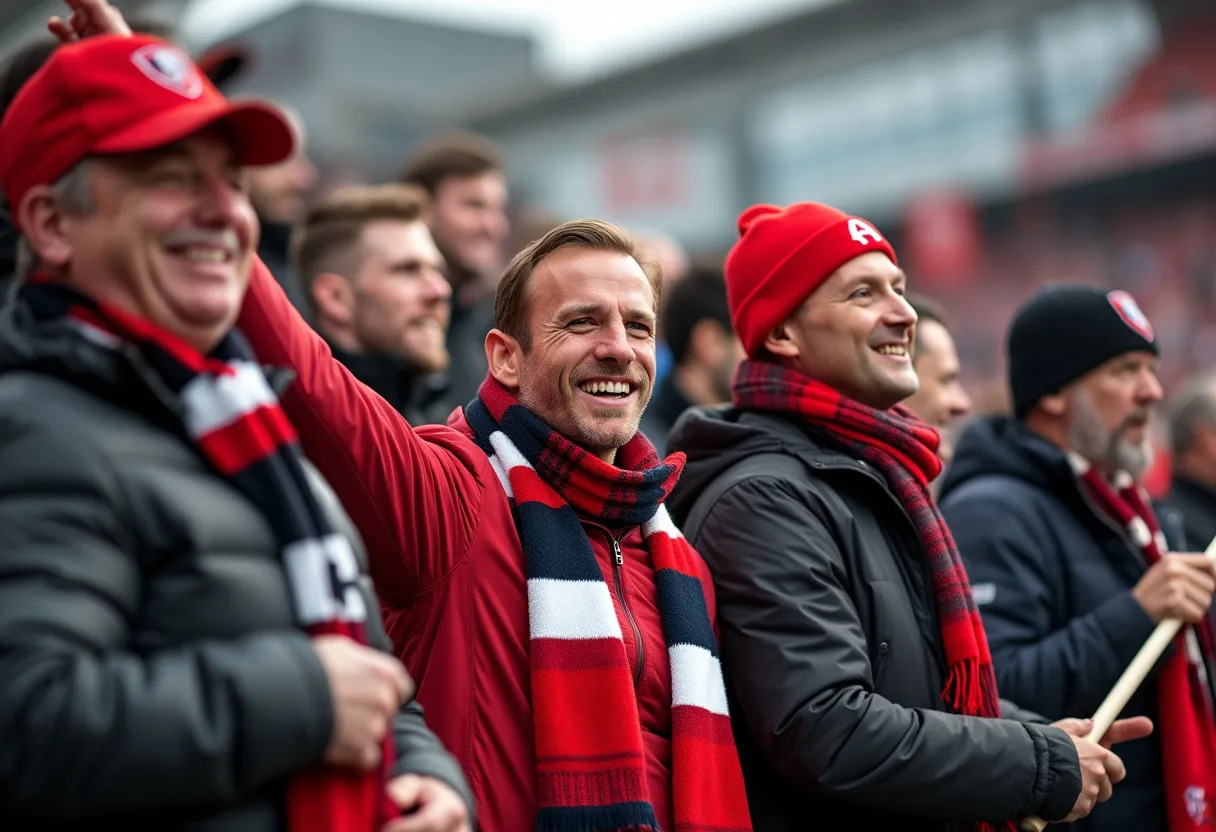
0,299,470,830
328,340,454,427
666,406,1082,832
940,416,1181,832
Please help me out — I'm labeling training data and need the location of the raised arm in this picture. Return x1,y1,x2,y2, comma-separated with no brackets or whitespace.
238,257,486,604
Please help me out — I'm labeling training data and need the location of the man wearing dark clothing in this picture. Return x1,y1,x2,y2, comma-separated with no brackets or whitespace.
640,267,741,454
294,184,454,425
400,132,509,406
0,30,470,831
941,285,1216,832
1165,372,1216,549
667,203,1140,831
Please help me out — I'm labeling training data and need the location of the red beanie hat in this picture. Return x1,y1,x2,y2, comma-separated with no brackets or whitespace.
725,202,897,358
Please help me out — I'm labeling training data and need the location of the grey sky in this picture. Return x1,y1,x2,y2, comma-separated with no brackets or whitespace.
182,0,839,80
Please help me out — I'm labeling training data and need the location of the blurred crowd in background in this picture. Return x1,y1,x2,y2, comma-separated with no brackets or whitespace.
6,0,1210,489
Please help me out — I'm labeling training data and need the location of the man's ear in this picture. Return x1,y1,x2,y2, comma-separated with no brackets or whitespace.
311,272,356,327
18,186,75,271
1038,390,1068,417
762,317,800,360
485,328,523,389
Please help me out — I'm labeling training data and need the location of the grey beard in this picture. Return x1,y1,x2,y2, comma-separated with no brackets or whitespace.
1068,389,1152,478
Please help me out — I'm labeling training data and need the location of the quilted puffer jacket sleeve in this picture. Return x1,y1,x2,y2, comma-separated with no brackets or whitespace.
0,415,334,818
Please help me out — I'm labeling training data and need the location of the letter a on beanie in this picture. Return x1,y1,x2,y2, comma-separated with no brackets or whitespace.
724,202,897,358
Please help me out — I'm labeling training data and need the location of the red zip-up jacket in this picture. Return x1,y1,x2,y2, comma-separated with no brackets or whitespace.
238,259,718,831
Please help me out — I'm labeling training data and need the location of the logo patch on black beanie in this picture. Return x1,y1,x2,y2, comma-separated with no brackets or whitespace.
1107,290,1154,342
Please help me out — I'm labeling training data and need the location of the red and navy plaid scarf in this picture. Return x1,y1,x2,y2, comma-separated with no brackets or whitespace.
733,360,1010,830
466,376,750,832
1071,455,1216,832
732,359,1001,704
22,279,395,832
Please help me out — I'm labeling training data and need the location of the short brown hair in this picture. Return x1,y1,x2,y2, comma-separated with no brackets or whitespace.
494,219,661,350
399,132,502,194
292,183,429,310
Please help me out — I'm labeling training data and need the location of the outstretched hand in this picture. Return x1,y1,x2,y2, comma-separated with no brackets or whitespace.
48,0,131,44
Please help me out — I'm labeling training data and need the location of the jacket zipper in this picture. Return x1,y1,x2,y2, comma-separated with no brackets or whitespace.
612,535,647,685
585,521,646,685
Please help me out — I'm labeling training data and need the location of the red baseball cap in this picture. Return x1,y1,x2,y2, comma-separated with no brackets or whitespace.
0,34,295,229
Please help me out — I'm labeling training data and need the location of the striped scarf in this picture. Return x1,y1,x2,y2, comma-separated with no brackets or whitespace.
466,376,750,832
22,279,395,832
1071,455,1216,832
733,360,1010,831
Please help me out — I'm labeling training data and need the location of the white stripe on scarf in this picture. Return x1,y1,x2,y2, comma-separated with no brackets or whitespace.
669,643,730,715
528,578,624,640
283,534,368,624
181,359,279,438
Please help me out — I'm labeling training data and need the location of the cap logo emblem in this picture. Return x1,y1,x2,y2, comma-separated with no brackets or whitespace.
131,45,203,99
848,218,883,246
1107,290,1154,342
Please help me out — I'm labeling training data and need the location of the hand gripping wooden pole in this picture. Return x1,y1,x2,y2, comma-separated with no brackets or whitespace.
1019,535,1216,832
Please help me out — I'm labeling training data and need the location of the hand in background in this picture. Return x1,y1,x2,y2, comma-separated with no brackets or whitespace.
48,0,131,43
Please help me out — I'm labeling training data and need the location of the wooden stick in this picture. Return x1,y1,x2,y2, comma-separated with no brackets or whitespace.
1019,535,1216,831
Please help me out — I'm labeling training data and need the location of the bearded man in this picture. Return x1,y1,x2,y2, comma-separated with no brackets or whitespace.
941,285,1216,832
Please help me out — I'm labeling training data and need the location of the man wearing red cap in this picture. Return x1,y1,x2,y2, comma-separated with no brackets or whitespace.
664,202,1152,831
0,28,470,832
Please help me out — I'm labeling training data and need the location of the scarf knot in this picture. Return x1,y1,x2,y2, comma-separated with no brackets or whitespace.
467,376,750,832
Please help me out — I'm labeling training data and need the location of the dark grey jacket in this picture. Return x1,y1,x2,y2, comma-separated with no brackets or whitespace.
0,300,470,830
666,406,1082,832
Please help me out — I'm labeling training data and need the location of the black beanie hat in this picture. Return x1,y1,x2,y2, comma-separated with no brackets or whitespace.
1008,284,1158,418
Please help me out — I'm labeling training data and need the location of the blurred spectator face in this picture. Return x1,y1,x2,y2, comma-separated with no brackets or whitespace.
775,252,918,410
247,113,316,224
637,231,690,299
349,219,451,371
515,247,656,456
38,128,256,353
430,171,509,277
905,319,972,460
1064,351,1163,476
691,322,743,402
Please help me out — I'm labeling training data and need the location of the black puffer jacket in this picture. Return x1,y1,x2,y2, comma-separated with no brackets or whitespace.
666,406,1082,832
940,416,1187,832
0,299,470,830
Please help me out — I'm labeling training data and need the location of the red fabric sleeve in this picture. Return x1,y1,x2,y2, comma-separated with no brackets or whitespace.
237,258,485,605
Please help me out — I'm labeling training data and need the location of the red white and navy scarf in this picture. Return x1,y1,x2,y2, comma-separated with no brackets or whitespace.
22,279,395,832
1071,455,1216,832
733,360,1011,829
466,376,750,832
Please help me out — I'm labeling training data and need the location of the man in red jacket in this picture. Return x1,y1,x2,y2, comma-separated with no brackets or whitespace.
238,218,751,832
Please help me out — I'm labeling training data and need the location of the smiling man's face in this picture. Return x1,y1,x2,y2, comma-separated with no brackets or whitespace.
513,245,657,457
57,128,257,353
778,251,919,409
